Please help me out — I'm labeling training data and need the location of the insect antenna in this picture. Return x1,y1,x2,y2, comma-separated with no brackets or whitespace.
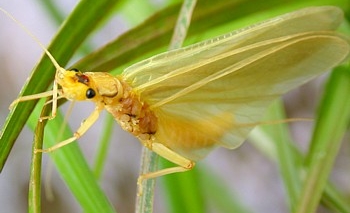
0,7,61,70
1,7,66,119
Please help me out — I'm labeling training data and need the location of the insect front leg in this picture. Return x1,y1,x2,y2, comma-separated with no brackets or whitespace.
137,142,195,195
10,82,62,121
40,81,59,121
35,105,102,153
10,90,54,109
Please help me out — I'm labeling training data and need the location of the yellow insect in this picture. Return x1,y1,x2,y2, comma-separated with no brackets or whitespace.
4,6,350,188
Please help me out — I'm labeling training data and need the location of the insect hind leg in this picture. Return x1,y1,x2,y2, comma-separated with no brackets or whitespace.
137,142,195,195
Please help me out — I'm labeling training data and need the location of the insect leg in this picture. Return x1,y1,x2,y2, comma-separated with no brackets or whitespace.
151,142,195,170
9,90,54,109
10,84,63,121
137,142,195,194
36,106,102,153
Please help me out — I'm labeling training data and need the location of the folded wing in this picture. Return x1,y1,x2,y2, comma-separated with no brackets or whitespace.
122,7,349,160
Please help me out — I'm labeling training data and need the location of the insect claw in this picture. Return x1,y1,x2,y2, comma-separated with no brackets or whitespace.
8,101,17,110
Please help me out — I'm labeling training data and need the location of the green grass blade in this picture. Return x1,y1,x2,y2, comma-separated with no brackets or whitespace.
250,96,350,212
168,0,197,49
135,149,159,213
323,184,350,213
296,65,350,213
28,100,48,213
253,100,303,211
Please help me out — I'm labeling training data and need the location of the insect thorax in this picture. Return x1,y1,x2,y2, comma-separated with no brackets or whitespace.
104,79,158,141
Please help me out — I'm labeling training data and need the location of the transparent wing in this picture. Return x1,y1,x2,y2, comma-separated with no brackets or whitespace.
122,7,350,160
123,6,343,86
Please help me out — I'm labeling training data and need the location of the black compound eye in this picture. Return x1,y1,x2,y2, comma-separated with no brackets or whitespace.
70,68,79,72
86,88,96,99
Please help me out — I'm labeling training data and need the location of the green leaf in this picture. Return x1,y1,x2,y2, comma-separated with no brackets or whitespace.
296,65,350,213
